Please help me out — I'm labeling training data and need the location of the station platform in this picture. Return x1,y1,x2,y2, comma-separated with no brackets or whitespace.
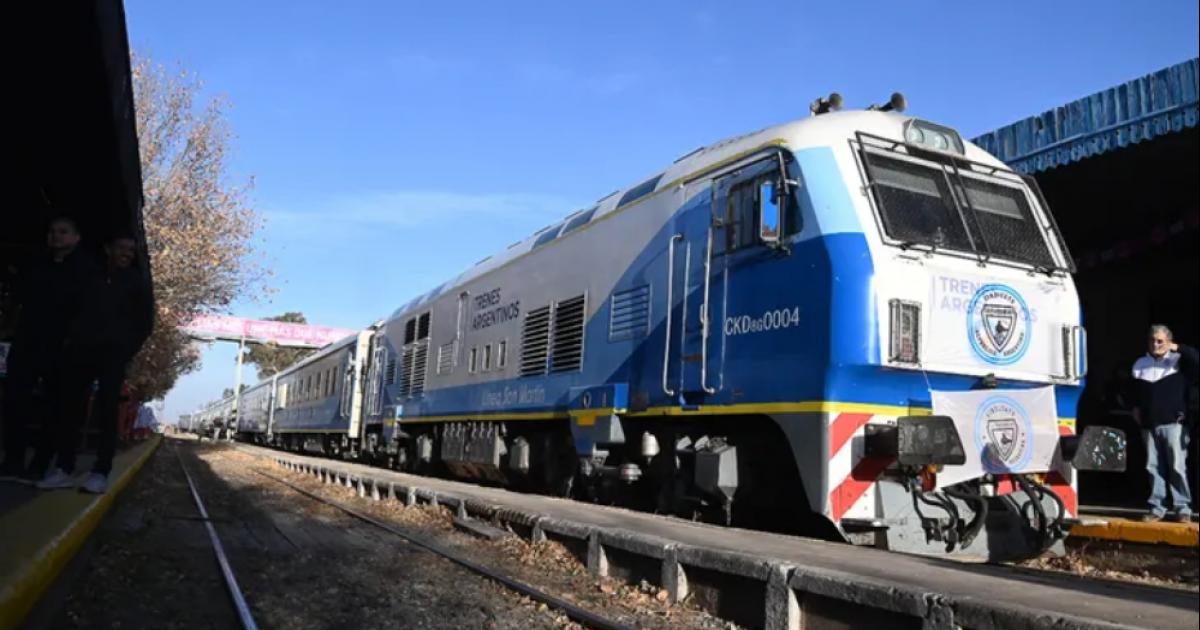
1073,506,1199,547
0,437,160,630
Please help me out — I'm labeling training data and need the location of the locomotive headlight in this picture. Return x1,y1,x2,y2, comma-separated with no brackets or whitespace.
902,120,964,155
888,298,921,362
888,299,921,365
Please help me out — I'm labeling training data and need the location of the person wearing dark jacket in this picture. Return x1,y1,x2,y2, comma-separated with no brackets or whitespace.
0,217,98,483
1132,324,1198,522
36,233,152,493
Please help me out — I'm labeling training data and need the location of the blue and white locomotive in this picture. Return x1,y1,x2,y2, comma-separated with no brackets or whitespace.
229,97,1123,559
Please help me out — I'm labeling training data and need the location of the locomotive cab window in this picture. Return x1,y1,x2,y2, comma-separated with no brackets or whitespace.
724,168,801,252
864,154,975,253
863,151,1058,268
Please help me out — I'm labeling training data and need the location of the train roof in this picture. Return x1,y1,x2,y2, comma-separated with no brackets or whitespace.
386,109,1008,322
270,329,363,380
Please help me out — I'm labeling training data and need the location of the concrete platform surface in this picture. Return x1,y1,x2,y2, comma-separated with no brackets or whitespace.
1075,505,1199,547
0,437,160,630
241,443,1198,630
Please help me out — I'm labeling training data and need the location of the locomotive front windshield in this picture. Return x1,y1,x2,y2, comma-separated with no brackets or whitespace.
863,153,1059,269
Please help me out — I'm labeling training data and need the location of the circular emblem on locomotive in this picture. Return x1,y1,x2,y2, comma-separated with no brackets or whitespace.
966,284,1031,365
973,395,1033,473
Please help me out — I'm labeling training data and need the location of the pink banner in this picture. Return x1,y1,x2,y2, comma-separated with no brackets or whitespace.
181,314,358,348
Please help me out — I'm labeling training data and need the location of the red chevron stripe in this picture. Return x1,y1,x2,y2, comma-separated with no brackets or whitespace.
829,412,873,457
830,456,892,521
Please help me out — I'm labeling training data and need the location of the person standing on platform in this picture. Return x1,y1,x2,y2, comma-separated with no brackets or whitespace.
0,216,97,484
132,401,158,440
41,233,152,494
1132,325,1197,522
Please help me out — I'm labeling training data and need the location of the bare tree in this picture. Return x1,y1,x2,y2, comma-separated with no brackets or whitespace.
128,53,269,400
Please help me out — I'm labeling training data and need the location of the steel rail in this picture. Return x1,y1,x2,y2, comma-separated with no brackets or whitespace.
173,447,259,630
254,468,633,630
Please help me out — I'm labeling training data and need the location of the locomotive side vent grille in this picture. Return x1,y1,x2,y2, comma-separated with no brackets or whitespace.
398,346,416,398
609,285,650,341
384,356,398,385
550,294,586,373
411,341,429,396
400,341,430,398
520,305,552,377
437,341,456,375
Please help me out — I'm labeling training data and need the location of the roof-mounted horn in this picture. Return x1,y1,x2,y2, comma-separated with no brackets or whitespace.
809,92,843,116
868,92,907,113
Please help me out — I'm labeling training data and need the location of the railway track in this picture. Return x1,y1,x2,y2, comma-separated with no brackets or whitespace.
172,445,259,630
174,443,631,630
254,468,632,630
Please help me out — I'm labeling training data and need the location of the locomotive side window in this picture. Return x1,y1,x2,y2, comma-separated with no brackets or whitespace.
724,169,801,252
726,179,759,251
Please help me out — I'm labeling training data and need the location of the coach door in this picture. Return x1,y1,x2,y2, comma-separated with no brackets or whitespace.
363,331,387,424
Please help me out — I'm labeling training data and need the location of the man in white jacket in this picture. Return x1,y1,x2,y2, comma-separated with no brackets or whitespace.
1132,325,1197,522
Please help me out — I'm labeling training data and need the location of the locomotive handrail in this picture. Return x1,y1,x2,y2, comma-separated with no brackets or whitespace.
679,241,692,394
700,225,717,394
662,233,683,397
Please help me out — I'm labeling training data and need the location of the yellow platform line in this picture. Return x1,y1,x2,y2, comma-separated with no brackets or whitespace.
1070,518,1199,547
0,436,161,630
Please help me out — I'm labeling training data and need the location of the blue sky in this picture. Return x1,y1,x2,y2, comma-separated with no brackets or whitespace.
128,0,1200,421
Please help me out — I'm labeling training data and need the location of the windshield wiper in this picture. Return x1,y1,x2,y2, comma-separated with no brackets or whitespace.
897,240,932,251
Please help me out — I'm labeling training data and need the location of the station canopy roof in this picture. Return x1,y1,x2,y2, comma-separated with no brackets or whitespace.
971,58,1198,174
7,1,144,256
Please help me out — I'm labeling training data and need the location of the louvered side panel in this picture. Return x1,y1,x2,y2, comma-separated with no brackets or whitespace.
436,341,456,375
551,294,586,373
411,341,429,396
520,305,552,377
398,347,415,398
609,285,650,341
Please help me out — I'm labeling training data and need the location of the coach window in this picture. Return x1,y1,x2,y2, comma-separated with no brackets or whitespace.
469,347,479,374
497,340,507,369
483,344,493,372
